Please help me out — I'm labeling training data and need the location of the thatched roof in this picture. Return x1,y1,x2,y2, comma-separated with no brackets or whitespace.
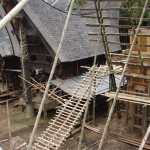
1,0,121,62
21,0,121,62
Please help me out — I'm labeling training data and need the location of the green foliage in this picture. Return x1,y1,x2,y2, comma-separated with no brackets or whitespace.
120,1,150,26
73,0,87,10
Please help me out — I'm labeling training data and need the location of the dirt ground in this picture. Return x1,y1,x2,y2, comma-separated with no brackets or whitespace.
0,100,145,150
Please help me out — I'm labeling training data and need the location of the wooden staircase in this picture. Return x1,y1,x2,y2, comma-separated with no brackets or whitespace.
31,66,108,150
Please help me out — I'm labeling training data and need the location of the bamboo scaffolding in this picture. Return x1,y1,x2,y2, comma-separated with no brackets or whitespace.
111,53,150,60
89,39,150,47
77,65,102,149
19,76,65,104
113,62,150,69
86,24,132,28
27,1,75,144
124,73,150,80
88,33,150,37
93,1,117,91
77,0,119,149
96,0,122,118
97,0,149,149
33,72,94,149
105,92,150,105
84,124,150,149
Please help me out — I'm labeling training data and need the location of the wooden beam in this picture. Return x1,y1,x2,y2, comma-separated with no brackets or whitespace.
86,24,132,28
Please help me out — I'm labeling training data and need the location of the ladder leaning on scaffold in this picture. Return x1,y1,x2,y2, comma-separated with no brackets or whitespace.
31,65,109,150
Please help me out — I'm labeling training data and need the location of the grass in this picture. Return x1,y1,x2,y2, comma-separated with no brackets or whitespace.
10,107,55,126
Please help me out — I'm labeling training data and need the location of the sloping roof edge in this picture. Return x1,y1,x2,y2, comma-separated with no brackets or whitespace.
0,4,20,57
22,2,67,62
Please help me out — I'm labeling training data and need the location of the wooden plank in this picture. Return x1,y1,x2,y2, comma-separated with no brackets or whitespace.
104,92,150,105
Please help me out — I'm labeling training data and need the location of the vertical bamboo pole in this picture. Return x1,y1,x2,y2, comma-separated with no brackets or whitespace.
0,0,31,31
92,95,96,126
142,106,147,134
27,0,75,149
142,81,150,134
77,18,100,150
138,125,150,150
97,1,149,149
77,64,97,150
6,101,12,150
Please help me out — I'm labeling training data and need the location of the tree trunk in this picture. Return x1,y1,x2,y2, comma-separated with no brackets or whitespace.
19,24,34,118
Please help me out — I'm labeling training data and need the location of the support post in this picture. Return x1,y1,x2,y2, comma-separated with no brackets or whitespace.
6,101,12,150
0,0,31,31
94,0,121,119
92,95,96,126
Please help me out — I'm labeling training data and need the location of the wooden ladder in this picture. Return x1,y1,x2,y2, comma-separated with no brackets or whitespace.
31,66,108,150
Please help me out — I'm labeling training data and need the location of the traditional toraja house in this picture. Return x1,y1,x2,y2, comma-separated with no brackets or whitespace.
0,1,121,89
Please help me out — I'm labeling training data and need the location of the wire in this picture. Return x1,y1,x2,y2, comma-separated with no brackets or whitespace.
41,0,111,16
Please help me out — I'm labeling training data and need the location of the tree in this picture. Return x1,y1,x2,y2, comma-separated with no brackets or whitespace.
120,1,150,26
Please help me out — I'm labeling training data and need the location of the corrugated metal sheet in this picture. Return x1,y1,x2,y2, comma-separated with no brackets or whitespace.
52,73,122,98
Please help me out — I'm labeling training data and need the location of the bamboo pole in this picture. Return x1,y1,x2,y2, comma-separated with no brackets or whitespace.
77,56,97,150
77,4,102,148
95,0,121,118
19,76,64,104
0,0,31,31
6,101,12,150
111,53,150,60
138,125,150,150
97,0,149,149
27,0,75,149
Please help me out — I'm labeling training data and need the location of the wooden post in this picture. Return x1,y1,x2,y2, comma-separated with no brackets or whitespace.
92,95,96,126
6,101,13,150
138,125,150,150
142,106,147,134
142,81,150,134
125,102,129,124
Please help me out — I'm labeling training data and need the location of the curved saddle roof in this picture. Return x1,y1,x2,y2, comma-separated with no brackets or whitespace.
0,4,20,57
22,1,121,62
